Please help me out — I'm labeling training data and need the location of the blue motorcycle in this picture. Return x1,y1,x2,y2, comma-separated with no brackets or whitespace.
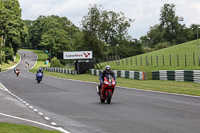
36,72,43,83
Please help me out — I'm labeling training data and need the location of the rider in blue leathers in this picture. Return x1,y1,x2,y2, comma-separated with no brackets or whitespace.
36,68,43,80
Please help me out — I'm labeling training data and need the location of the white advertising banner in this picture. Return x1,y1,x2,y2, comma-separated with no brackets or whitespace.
63,51,93,59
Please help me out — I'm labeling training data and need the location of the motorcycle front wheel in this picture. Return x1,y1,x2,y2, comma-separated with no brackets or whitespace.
107,91,112,104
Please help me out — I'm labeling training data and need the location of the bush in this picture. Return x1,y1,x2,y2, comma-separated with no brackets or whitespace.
155,42,171,50
4,46,14,62
50,57,63,67
0,51,6,64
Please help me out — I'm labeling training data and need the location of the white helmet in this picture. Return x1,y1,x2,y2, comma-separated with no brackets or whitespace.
105,65,111,73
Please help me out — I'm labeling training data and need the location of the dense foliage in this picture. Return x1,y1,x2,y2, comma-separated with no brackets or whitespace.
0,0,27,63
23,16,78,57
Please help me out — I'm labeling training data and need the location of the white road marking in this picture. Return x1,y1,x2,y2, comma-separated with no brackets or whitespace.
0,83,8,91
0,52,70,133
38,112,43,115
33,109,38,112
29,106,33,109
44,117,50,120
0,112,70,133
51,122,57,126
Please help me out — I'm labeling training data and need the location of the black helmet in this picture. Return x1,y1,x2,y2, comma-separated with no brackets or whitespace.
105,65,111,73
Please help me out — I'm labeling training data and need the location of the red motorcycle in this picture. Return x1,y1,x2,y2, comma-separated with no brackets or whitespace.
16,69,20,77
100,75,116,104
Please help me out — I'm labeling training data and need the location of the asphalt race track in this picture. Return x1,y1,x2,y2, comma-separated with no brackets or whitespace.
1,50,200,133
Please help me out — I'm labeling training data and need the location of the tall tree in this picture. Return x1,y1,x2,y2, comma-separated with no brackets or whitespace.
159,3,184,44
0,0,26,63
146,24,164,48
189,24,200,40
81,4,134,59
41,28,72,58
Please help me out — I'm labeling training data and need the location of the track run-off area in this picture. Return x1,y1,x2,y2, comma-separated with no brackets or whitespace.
1,50,200,133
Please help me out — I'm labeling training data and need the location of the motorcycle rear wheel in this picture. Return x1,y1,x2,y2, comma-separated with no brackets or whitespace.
100,96,105,103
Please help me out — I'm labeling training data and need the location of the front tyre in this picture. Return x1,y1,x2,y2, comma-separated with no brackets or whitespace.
37,80,40,83
107,91,112,104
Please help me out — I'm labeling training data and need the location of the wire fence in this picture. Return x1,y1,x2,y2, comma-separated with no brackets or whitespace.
99,52,200,67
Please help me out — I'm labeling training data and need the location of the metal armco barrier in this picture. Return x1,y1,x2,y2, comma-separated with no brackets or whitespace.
152,70,200,83
45,67,77,75
90,69,146,80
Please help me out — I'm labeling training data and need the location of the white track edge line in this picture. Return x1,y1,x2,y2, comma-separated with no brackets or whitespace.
0,112,70,133
40,73,200,99
0,82,70,133
0,83,8,91
30,53,38,70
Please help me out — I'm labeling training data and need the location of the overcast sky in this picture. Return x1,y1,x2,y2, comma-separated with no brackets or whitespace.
18,0,200,39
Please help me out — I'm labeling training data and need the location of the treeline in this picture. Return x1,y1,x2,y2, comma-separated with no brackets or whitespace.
23,4,143,61
0,0,27,63
1,1,199,65
140,3,200,50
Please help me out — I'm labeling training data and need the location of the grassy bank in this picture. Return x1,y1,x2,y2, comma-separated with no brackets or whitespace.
99,39,200,72
0,123,61,133
0,53,20,71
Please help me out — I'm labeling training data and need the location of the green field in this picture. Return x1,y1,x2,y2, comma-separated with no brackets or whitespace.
100,39,200,72
0,123,61,133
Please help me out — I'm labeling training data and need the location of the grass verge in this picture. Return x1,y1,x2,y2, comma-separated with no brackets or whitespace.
0,123,61,133
26,49,200,96
43,71,200,96
99,39,200,72
0,53,20,71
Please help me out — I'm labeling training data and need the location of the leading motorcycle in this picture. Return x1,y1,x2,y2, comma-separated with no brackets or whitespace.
36,72,43,83
99,74,116,104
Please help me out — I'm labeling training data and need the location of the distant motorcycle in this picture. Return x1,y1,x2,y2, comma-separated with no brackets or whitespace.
16,69,20,77
36,72,43,83
99,74,116,104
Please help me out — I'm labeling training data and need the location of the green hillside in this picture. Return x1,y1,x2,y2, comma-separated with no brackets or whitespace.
100,39,200,72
